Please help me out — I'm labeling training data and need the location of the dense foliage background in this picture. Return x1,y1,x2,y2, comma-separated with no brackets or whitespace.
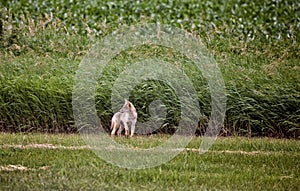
1,0,299,40
0,0,299,137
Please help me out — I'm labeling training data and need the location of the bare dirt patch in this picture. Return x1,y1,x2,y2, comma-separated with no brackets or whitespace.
0,165,50,172
0,143,283,155
2,144,90,150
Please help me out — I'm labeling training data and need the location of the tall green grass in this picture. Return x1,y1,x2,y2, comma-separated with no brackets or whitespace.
0,2,299,137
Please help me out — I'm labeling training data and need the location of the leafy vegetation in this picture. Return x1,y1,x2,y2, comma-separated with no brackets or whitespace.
1,0,299,41
0,1,299,137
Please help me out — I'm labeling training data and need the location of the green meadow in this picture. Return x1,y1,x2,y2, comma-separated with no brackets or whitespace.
0,133,300,190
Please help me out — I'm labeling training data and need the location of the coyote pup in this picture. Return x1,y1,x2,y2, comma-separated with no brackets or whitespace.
111,99,137,137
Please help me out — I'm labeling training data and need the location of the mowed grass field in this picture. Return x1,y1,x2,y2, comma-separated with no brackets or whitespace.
0,133,299,190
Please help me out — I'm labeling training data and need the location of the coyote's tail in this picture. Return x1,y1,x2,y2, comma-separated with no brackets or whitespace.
111,121,114,130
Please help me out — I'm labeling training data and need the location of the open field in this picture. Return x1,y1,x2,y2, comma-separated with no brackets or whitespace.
0,133,300,190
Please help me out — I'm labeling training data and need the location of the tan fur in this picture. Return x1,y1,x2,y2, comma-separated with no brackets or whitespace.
111,99,137,137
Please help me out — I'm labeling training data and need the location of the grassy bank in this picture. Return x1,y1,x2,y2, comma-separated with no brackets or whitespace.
0,1,299,137
0,133,300,190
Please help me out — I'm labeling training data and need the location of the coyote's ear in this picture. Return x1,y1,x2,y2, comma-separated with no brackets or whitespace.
124,99,128,104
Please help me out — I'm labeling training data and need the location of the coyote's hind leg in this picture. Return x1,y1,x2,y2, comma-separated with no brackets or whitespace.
117,123,124,136
111,121,119,137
